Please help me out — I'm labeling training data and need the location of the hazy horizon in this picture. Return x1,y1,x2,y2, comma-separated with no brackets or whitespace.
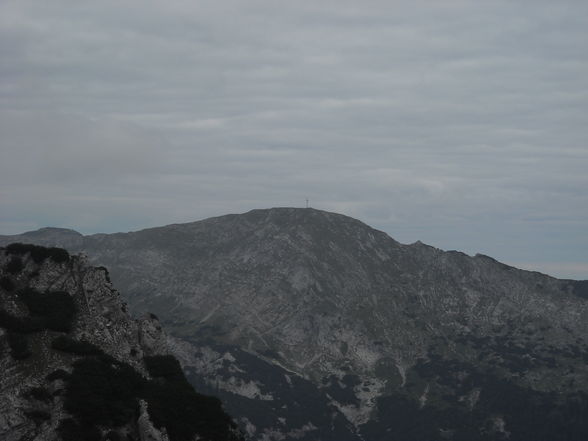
0,205,585,281
1,1,587,279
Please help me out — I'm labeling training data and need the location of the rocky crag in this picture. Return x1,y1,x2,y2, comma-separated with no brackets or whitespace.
0,243,243,441
2,208,588,440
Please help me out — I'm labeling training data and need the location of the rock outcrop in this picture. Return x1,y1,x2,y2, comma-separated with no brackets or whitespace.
0,244,243,441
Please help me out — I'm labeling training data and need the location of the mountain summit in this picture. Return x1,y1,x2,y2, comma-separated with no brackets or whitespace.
2,208,588,440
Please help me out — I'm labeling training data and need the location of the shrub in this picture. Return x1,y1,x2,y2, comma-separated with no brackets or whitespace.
0,276,15,291
0,310,18,330
105,431,122,441
18,288,76,332
47,247,70,263
6,257,24,274
7,331,31,360
51,336,103,356
25,410,51,421
47,369,70,382
5,243,70,264
0,310,45,333
57,418,101,441
144,381,237,441
0,288,75,334
28,387,52,403
144,355,186,383
142,357,241,441
58,351,243,441
63,356,144,427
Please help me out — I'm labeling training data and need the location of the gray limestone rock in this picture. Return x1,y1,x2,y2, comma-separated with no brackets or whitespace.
2,207,588,440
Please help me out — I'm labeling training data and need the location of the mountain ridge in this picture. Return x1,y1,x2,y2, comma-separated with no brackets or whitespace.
8,207,582,282
2,207,588,440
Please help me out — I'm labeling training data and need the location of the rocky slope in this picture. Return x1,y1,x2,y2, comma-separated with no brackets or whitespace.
2,208,588,440
0,243,243,441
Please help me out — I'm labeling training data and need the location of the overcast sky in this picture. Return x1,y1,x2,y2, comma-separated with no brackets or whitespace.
1,0,587,279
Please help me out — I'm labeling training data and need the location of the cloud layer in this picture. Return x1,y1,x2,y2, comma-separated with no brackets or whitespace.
1,0,587,278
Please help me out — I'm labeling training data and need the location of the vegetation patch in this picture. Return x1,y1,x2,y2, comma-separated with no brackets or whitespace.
105,431,122,441
144,379,236,441
7,331,31,360
25,410,51,421
58,351,242,441
367,354,588,441
0,276,15,291
5,243,70,264
322,374,360,406
46,369,71,382
51,336,103,356
64,355,144,428
28,386,53,403
57,418,101,441
0,288,75,335
0,310,44,333
18,288,76,332
5,257,24,274
144,355,186,382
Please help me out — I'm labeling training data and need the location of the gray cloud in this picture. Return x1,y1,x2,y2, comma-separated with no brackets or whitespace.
1,0,587,279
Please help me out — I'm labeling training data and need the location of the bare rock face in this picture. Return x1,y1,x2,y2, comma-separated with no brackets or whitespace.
2,208,588,440
0,244,243,441
139,313,168,357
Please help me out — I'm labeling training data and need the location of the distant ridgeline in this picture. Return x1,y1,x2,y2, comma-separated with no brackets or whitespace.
0,243,244,441
1,208,588,440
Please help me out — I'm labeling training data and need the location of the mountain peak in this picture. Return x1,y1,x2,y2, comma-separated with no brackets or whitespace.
2,210,588,440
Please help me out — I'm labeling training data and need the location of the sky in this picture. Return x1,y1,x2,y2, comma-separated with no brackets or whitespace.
1,0,587,279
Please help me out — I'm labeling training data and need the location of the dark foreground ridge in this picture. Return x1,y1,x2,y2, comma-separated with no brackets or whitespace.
1,207,588,440
0,244,244,441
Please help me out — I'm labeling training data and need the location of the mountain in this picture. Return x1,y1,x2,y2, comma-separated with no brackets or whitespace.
2,207,588,440
0,243,243,441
